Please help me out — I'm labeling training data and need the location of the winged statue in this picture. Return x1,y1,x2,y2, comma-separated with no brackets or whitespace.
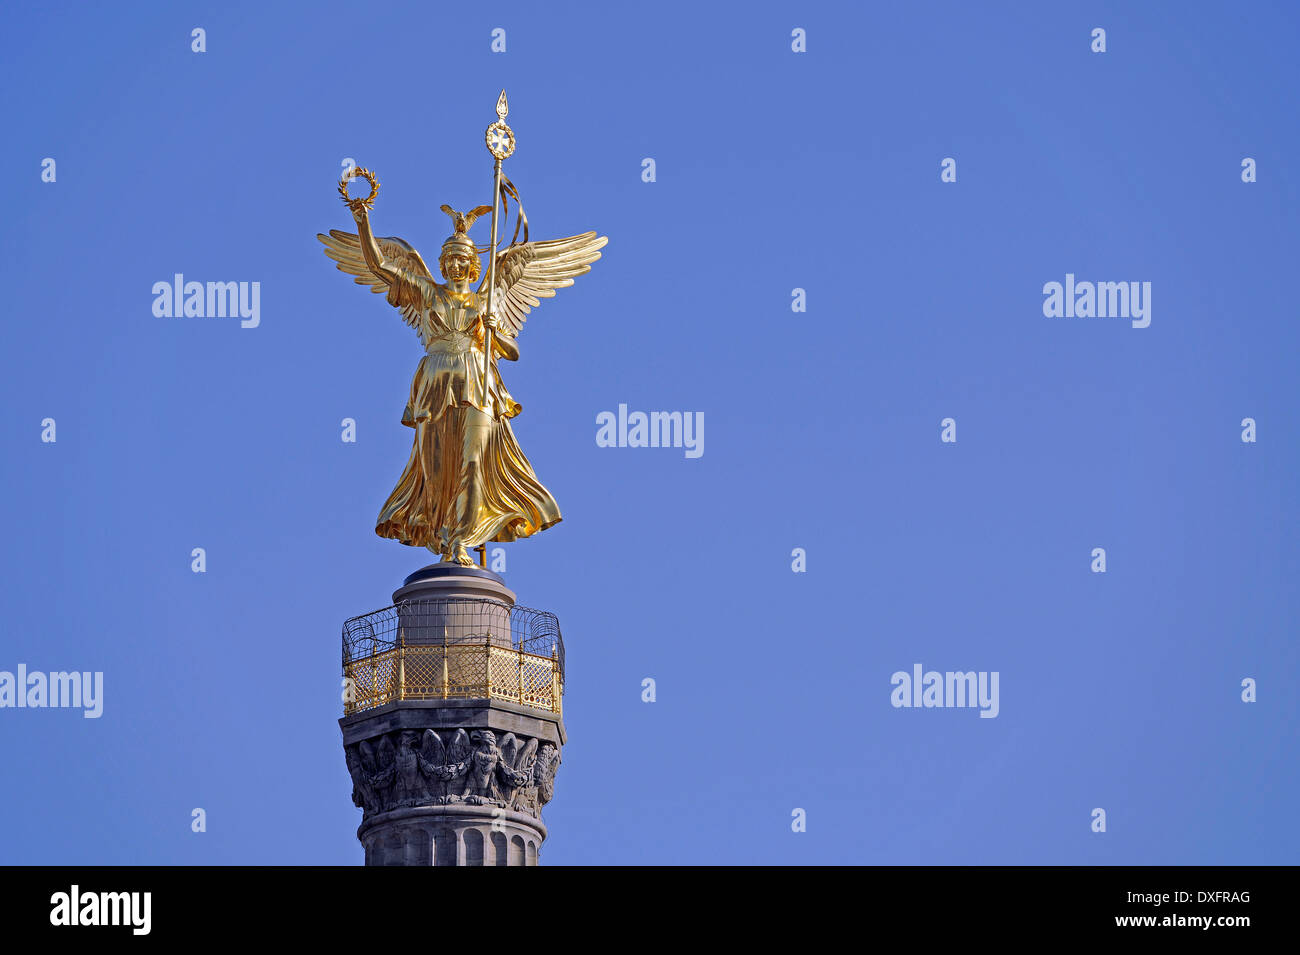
317,161,606,565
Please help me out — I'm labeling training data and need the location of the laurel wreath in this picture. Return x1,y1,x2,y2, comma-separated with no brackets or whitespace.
338,167,380,210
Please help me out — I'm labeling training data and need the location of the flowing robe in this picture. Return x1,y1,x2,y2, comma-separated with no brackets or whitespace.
375,266,561,554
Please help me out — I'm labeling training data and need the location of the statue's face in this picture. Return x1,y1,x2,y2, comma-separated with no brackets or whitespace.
442,252,472,282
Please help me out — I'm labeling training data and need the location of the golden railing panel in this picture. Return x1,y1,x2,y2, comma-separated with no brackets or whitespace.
344,643,562,716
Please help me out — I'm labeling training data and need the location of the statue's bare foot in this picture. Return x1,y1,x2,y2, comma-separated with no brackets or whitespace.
440,543,475,566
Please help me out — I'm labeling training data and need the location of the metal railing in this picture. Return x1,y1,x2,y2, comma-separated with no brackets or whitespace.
342,597,564,716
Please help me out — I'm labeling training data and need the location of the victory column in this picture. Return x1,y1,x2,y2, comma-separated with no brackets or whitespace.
319,93,607,865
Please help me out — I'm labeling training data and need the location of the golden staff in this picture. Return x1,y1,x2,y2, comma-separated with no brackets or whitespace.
482,90,516,408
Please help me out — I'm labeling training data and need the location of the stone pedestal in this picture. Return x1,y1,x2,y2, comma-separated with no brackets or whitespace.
392,564,516,650
340,565,565,866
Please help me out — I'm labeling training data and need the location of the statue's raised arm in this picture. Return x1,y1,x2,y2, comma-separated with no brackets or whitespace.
317,169,439,332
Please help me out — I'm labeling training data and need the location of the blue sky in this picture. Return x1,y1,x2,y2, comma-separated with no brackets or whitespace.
1,0,1297,864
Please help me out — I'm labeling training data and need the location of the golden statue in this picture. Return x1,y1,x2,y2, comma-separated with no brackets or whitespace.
318,92,607,566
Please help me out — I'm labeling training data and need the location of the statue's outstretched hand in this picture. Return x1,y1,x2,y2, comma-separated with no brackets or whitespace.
338,167,379,224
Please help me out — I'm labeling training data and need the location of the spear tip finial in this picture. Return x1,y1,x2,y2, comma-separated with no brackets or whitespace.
496,90,509,121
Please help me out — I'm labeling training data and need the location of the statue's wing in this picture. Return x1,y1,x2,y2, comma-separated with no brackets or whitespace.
420,729,444,766
465,205,493,229
375,735,396,771
316,230,434,330
446,728,473,767
498,733,520,769
536,748,560,803
359,740,379,774
447,204,494,231
477,233,608,339
516,737,539,775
